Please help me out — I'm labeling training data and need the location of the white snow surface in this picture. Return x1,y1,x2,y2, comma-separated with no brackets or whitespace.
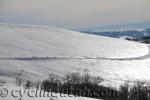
0,23,150,88
0,23,148,58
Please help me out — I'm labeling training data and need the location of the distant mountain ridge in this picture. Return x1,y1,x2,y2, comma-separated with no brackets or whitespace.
79,21,150,43
81,28,150,43
77,21,150,32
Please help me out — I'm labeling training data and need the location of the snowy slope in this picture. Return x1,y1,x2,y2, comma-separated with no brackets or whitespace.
0,23,148,58
0,23,150,88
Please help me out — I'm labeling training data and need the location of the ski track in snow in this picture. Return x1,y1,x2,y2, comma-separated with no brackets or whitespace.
0,45,150,61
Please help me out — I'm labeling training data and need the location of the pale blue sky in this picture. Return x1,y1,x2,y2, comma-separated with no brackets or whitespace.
0,0,150,29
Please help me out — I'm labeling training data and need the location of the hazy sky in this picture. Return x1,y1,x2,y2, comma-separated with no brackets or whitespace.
0,0,150,29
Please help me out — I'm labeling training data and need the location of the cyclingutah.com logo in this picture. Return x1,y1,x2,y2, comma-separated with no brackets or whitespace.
0,79,75,99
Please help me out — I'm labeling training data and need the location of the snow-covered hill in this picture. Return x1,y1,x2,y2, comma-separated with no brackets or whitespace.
0,23,150,91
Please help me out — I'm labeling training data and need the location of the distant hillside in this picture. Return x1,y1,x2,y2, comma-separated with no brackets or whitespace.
77,21,150,32
81,28,150,43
